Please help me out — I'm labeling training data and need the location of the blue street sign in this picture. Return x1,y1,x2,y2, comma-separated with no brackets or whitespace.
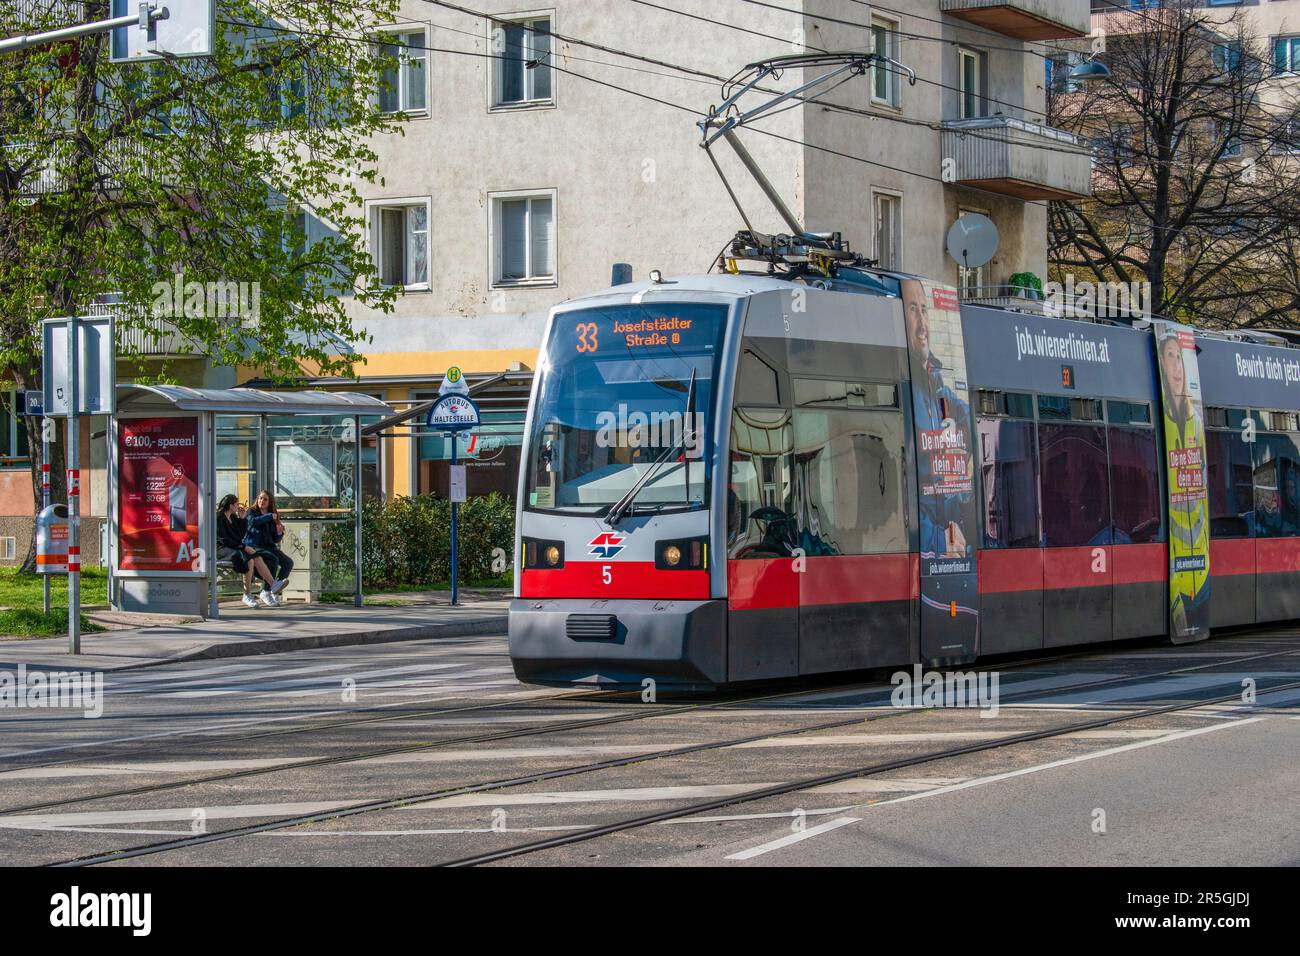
24,390,43,417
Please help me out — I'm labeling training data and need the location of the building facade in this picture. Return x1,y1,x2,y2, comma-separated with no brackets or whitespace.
292,0,1094,510
2,0,1094,561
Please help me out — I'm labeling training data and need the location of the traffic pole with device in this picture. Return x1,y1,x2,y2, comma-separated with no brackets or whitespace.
66,313,80,654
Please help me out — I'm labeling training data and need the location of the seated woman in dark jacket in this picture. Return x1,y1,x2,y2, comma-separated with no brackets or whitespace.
216,494,279,608
245,489,293,598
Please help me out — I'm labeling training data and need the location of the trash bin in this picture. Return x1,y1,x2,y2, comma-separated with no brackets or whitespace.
36,504,69,574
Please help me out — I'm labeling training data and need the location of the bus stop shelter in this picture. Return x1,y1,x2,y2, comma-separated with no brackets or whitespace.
107,385,390,618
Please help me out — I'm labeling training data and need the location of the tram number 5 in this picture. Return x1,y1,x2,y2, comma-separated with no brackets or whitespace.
602,565,613,585
576,323,599,353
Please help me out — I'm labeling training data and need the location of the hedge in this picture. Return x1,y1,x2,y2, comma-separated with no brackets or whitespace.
322,492,515,590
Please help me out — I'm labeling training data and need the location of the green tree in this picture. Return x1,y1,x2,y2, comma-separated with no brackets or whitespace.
1,0,406,568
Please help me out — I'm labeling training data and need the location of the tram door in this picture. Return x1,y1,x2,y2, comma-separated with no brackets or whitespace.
726,406,800,681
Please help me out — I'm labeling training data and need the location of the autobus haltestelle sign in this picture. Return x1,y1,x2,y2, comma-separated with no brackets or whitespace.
427,394,480,431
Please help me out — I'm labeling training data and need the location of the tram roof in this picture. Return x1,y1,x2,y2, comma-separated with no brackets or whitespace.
560,269,928,306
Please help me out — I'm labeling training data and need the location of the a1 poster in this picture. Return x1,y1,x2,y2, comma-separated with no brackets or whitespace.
117,417,201,572
903,279,979,662
1152,321,1212,642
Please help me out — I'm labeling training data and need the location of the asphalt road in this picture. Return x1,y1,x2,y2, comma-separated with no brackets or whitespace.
0,627,1295,867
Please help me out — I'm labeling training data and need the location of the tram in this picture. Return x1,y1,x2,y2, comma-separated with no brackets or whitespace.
507,53,1299,688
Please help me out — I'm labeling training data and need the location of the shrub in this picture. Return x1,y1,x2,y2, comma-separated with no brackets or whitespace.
322,492,515,590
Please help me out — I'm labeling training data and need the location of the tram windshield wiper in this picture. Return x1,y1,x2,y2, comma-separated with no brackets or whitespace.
606,368,697,527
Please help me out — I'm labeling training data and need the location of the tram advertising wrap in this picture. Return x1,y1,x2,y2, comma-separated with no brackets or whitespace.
902,279,979,661
1153,322,1212,641
117,416,200,572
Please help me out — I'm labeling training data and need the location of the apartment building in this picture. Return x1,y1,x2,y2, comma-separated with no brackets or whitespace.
285,0,1094,508
0,0,1094,562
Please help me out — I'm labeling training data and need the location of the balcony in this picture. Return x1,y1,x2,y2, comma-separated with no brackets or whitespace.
941,0,1089,40
941,116,1093,201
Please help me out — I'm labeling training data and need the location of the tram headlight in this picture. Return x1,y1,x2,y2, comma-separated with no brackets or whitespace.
522,538,564,569
655,537,708,570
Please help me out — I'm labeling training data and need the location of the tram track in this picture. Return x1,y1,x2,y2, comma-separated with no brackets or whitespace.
443,677,1300,867
5,626,1290,779
11,634,1296,816
38,639,1300,867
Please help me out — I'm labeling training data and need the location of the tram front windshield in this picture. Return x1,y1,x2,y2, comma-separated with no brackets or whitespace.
524,302,728,517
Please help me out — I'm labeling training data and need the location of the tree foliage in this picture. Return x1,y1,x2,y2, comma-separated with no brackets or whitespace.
1,0,409,567
1048,0,1300,328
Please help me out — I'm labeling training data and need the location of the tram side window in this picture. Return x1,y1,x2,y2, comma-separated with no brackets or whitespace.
1108,426,1162,543
792,407,907,555
1206,429,1256,538
736,348,781,406
1253,432,1300,538
727,408,796,558
1039,422,1111,547
977,418,1039,549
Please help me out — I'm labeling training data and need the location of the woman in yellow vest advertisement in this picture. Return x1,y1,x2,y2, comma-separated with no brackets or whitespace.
1155,323,1212,641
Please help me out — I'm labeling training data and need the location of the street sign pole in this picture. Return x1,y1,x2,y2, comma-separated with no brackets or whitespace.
66,314,80,655
427,367,477,610
450,436,458,607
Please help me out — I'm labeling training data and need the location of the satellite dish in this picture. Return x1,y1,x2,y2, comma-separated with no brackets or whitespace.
946,214,999,271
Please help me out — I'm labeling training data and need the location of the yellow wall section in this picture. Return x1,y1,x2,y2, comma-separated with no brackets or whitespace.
235,350,536,386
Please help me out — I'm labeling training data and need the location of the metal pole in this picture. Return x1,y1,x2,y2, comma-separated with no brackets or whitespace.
206,412,218,619
41,414,50,615
353,414,362,608
0,6,167,54
450,432,458,607
67,316,80,654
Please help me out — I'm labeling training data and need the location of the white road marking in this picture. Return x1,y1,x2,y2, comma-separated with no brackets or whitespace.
0,801,351,829
723,717,1266,862
1,757,321,779
725,816,861,861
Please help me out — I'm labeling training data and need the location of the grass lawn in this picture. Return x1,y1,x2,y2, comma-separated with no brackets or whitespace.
0,567,107,637
320,575,513,604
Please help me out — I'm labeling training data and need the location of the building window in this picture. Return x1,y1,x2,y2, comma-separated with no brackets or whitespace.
491,190,556,285
367,199,429,290
494,16,553,108
1212,41,1241,76
1,390,31,467
958,48,984,120
1275,36,1300,75
870,16,900,107
872,190,900,271
377,30,427,114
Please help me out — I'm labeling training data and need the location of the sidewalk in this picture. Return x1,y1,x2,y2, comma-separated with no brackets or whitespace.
0,598,511,672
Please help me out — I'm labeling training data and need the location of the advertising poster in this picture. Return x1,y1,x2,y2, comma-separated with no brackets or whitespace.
118,417,200,572
1152,322,1212,641
903,280,980,661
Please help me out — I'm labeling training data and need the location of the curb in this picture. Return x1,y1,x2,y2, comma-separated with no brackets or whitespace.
0,614,509,672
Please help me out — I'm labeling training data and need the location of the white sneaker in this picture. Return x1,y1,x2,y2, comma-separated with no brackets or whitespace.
270,577,289,595
258,590,276,607
241,593,258,608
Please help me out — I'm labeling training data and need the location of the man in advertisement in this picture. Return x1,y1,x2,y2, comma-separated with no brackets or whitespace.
904,281,974,563
903,279,979,662
1155,325,1212,640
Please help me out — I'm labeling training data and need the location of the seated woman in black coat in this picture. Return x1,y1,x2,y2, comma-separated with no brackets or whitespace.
216,494,279,608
